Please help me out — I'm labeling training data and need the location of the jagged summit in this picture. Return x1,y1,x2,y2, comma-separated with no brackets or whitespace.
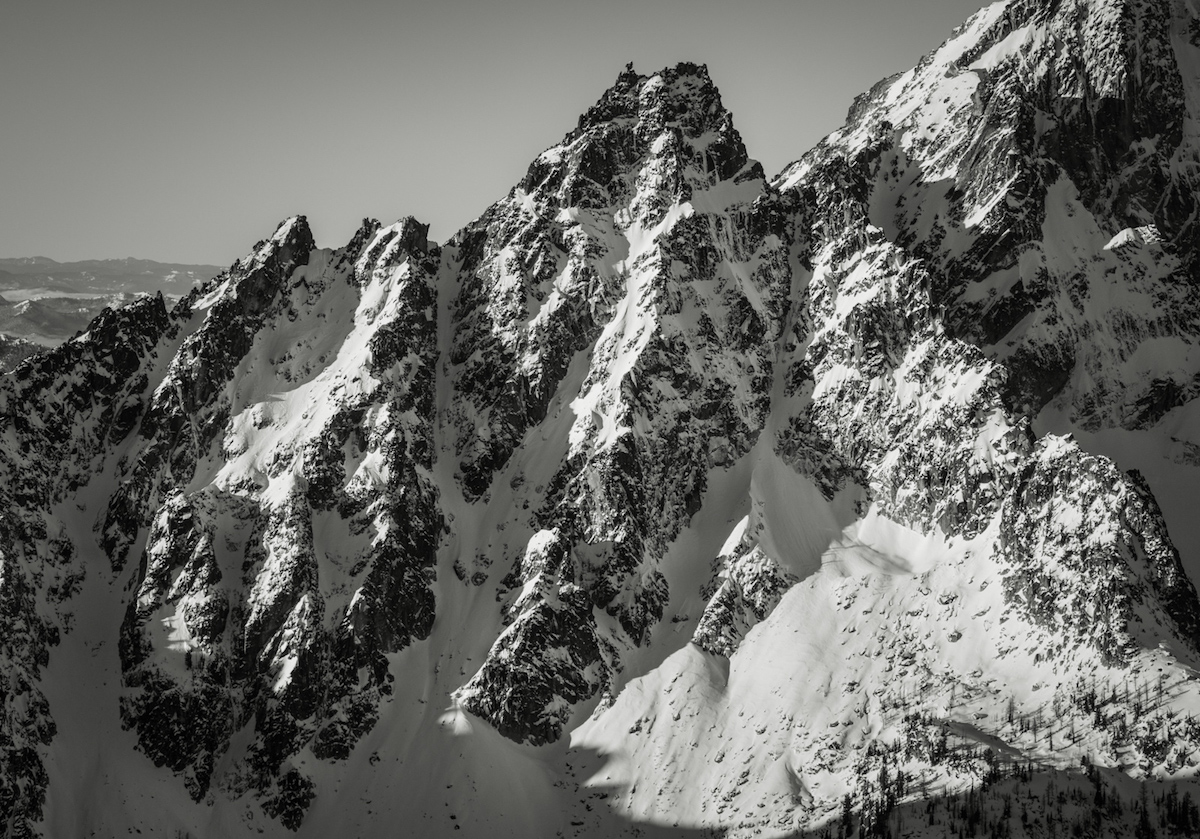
782,0,1194,236
571,61,751,172
3,3,1200,837
520,60,761,221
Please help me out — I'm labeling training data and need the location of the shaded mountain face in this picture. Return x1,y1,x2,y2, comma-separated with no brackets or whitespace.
3,4,1200,838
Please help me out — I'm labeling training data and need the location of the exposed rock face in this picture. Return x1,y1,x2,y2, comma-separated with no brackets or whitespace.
0,293,178,836
102,215,446,824
449,64,787,741
3,3,1200,837
997,441,1200,663
693,530,798,658
776,0,1200,431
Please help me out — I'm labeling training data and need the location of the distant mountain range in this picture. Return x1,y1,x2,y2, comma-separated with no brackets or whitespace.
0,257,222,363
0,256,223,296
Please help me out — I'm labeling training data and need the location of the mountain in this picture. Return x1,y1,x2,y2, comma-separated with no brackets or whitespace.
0,258,224,363
0,296,124,350
3,1,1200,837
0,257,223,297
0,334,41,371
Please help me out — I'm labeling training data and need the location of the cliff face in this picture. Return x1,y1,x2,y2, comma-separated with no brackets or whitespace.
4,3,1200,838
776,0,1200,434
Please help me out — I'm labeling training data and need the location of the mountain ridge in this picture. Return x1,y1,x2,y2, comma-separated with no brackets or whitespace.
3,1,1200,837
0,257,224,363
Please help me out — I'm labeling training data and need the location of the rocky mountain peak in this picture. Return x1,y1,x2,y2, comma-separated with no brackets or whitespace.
521,61,760,215
575,61,723,135
391,215,431,254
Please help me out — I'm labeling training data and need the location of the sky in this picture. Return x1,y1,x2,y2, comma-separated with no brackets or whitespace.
2,0,988,266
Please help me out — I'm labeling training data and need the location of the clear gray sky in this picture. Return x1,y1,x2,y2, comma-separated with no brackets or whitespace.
2,0,987,265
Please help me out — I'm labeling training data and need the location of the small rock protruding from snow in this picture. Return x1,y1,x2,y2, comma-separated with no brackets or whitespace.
1103,224,1165,252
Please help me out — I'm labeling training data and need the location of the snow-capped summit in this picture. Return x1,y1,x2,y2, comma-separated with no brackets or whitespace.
3,11,1200,839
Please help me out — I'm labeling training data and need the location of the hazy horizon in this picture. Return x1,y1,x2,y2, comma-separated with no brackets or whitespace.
3,0,986,265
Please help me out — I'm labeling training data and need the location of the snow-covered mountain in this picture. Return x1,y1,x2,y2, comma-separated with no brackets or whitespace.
3,2,1200,837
